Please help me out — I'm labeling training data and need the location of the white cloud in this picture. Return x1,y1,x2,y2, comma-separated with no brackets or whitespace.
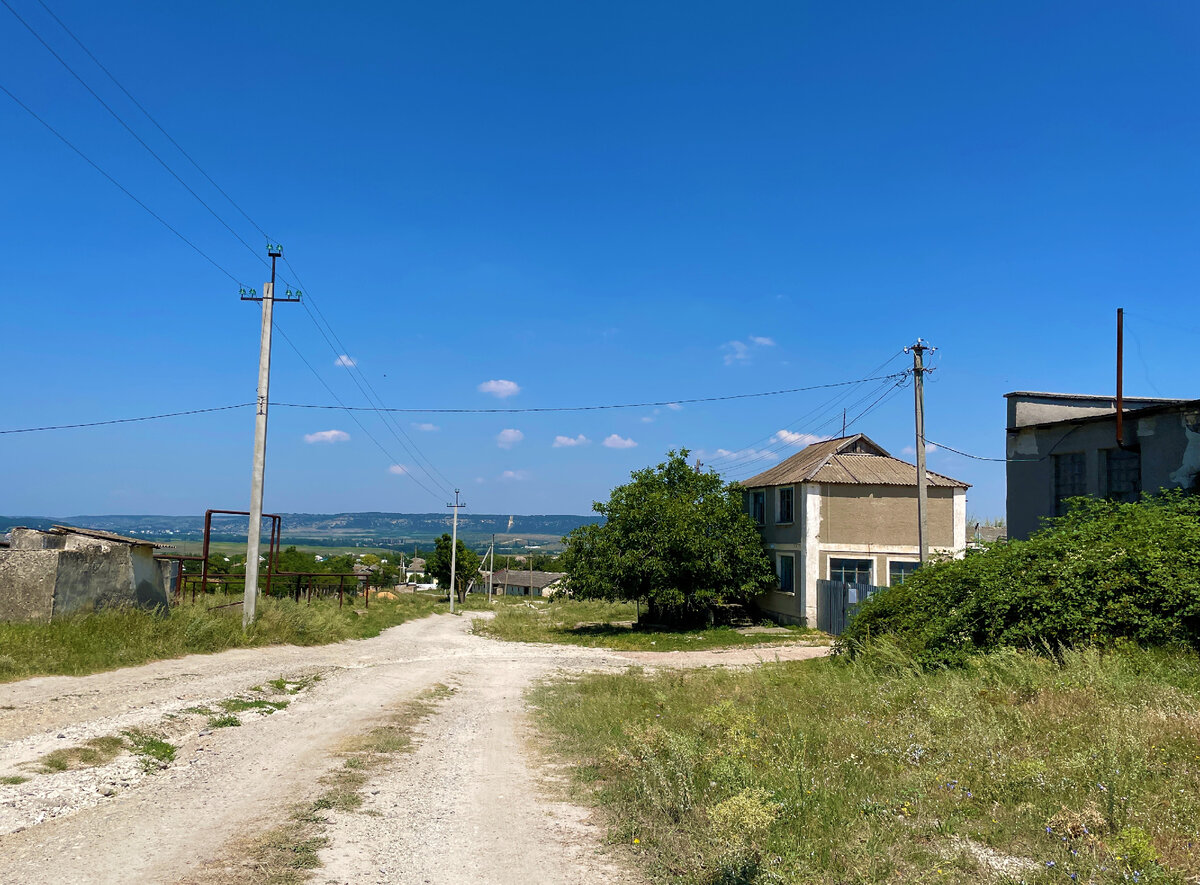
771,430,827,448
388,464,408,475
500,469,530,481
902,444,939,456
553,434,590,448
603,434,637,449
496,428,524,449
666,402,682,411
640,416,654,423
475,477,485,484
304,429,350,444
478,379,521,399
722,340,750,365
700,447,780,464
334,354,356,368
722,336,776,366
412,422,439,432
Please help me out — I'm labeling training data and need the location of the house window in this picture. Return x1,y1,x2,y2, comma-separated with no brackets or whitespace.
750,490,766,525
777,554,795,594
889,560,919,586
777,486,795,524
1104,448,1141,503
829,558,872,585
1052,452,1087,517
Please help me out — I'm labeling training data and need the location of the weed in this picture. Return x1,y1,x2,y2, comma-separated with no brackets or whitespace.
180,705,213,715
0,775,28,785
124,729,177,771
533,646,1200,884
0,594,441,683
219,697,289,714
474,599,817,651
34,736,125,773
206,713,241,729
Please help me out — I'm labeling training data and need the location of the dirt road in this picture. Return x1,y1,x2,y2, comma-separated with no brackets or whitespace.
0,613,828,885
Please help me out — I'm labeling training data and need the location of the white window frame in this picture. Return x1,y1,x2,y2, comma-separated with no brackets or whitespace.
777,553,795,594
776,485,795,525
887,558,920,586
828,557,873,585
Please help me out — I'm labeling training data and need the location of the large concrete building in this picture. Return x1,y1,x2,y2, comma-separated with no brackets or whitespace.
740,434,969,626
0,525,170,622
1005,392,1200,539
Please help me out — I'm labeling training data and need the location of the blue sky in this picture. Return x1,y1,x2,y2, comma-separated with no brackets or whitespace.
2,1,1198,519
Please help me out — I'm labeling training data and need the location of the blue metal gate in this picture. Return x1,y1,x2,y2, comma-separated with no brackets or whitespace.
816,579,882,635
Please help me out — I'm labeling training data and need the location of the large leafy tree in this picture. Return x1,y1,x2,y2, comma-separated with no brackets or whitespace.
426,533,481,602
562,449,777,626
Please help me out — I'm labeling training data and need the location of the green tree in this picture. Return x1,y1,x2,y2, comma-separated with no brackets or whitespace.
426,533,482,601
561,449,777,626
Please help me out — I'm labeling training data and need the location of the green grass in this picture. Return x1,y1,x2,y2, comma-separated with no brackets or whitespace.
219,697,289,714
0,593,442,683
473,598,819,651
0,775,29,785
124,729,177,771
207,713,242,729
531,643,1200,884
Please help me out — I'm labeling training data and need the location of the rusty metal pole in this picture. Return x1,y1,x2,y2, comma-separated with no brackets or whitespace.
1117,307,1125,447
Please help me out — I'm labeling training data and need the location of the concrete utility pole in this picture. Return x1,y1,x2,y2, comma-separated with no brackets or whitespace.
487,534,495,602
241,246,300,628
446,489,464,613
905,339,935,565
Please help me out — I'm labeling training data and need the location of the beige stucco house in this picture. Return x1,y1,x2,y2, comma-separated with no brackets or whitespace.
740,434,969,626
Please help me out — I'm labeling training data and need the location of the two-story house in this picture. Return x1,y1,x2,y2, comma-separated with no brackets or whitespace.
740,434,969,626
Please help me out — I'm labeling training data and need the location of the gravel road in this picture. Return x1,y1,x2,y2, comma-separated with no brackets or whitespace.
0,612,828,885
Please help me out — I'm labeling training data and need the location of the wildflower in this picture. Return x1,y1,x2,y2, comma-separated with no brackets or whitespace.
1046,861,1055,868
633,838,640,844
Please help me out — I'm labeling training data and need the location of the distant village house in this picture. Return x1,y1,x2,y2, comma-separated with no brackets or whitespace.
740,434,969,627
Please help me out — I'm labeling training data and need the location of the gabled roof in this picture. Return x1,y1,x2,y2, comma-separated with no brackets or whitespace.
740,434,969,489
492,568,566,589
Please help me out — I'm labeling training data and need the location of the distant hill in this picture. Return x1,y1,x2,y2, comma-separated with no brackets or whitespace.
0,512,601,551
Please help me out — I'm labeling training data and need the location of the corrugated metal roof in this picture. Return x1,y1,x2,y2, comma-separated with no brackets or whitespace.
812,454,967,487
740,434,969,489
493,569,566,589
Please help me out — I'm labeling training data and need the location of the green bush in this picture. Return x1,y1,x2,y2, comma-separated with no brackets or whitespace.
841,492,1200,665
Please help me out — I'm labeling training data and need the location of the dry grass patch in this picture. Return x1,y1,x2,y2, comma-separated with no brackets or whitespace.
183,683,457,885
32,736,125,773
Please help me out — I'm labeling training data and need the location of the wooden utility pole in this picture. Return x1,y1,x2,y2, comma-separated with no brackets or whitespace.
905,339,935,564
446,489,464,612
241,246,299,628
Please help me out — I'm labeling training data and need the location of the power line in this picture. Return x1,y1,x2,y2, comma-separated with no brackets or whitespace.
270,323,447,503
713,376,904,473
272,373,907,415
32,0,273,243
705,351,908,467
0,403,252,435
1,0,269,269
10,0,450,496
0,81,245,285
280,259,455,494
